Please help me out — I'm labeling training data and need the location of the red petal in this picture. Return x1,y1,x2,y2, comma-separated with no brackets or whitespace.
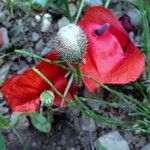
80,22,145,92
2,51,75,112
103,42,145,84
0,32,3,48
80,6,129,48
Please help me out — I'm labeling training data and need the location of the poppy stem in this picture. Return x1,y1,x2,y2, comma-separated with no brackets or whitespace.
15,49,69,70
74,0,85,24
104,0,111,8
61,73,74,107
32,67,72,103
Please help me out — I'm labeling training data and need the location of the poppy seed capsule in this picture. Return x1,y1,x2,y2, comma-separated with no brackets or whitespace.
53,24,87,63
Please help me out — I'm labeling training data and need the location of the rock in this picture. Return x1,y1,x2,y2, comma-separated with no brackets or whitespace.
81,115,96,132
0,101,9,115
35,39,44,51
17,63,29,74
69,3,77,17
94,131,130,150
126,0,136,4
0,91,3,99
41,47,52,56
126,8,141,26
85,0,103,6
35,14,41,22
0,62,11,83
41,13,52,32
58,17,70,29
0,27,10,51
0,11,6,21
141,144,150,150
10,112,29,130
32,32,40,42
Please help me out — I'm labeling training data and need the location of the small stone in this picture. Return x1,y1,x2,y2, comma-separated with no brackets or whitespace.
94,131,130,150
17,63,29,74
58,17,70,29
141,144,150,150
41,13,52,32
0,102,9,115
0,12,5,21
60,134,67,146
85,0,103,6
0,27,10,51
31,142,37,147
35,14,41,22
32,32,40,42
0,62,11,83
11,112,29,130
0,91,3,99
69,3,77,17
41,47,52,56
126,8,141,26
35,39,44,51
81,115,96,132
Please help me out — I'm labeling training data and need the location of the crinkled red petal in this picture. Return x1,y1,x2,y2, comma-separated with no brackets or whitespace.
80,21,145,92
80,6,129,48
2,51,75,112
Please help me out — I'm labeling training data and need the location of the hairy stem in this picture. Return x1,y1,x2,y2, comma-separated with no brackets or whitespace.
33,67,71,102
74,0,85,24
61,73,74,107
104,0,111,8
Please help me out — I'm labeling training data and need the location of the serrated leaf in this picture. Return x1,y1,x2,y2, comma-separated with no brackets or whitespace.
30,113,51,133
0,132,6,150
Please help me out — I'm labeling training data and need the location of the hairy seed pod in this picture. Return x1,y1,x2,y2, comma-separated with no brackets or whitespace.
53,24,87,63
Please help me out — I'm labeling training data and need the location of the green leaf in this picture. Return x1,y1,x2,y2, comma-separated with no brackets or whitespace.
31,0,48,7
0,116,9,130
0,132,6,150
97,144,107,150
30,113,51,133
40,90,54,106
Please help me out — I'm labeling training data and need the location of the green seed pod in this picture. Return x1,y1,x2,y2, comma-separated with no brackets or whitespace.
53,24,87,63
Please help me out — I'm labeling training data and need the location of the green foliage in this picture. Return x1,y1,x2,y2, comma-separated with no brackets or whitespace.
0,116,9,130
31,0,48,8
5,0,31,13
97,145,107,150
30,113,51,133
5,0,74,21
0,132,6,150
137,0,150,76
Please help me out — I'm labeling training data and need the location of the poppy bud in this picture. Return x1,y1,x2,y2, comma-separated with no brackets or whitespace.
53,24,87,63
40,90,54,107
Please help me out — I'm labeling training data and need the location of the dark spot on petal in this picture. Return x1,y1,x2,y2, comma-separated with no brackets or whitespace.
95,23,110,36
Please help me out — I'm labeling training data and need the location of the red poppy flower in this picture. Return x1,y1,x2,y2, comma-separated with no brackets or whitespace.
79,6,145,92
2,51,76,112
2,6,145,112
